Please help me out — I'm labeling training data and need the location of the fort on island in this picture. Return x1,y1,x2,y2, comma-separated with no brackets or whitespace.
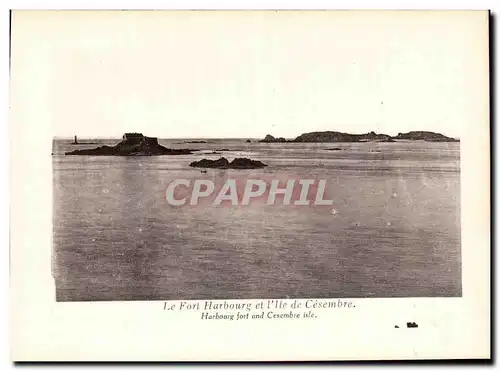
65,132,194,156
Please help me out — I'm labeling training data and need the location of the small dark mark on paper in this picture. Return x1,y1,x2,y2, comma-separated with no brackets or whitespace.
407,322,418,328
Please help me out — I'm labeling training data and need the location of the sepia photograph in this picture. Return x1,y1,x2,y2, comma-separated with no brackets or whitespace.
50,10,462,302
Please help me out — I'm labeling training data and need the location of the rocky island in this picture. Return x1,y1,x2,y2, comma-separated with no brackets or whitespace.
65,133,195,156
189,157,268,169
259,130,458,143
393,131,459,142
174,140,213,144
293,131,395,143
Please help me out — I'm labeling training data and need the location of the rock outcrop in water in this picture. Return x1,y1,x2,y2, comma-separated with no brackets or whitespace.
65,133,195,156
189,157,267,169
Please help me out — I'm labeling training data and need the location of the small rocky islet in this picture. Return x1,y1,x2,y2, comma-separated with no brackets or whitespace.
63,130,457,169
64,133,268,169
189,157,267,169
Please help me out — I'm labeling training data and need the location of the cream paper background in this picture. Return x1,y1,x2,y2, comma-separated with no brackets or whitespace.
10,10,490,361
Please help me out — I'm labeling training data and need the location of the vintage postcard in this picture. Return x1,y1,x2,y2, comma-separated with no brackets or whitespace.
10,10,490,361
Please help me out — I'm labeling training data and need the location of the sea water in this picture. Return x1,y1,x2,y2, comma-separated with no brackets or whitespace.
52,139,461,301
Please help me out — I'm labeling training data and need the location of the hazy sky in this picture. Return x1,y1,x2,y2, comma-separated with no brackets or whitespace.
13,10,487,138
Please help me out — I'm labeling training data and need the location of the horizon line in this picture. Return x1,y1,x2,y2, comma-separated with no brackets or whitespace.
53,130,461,140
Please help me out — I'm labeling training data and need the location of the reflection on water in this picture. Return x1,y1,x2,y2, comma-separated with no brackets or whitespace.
53,139,461,301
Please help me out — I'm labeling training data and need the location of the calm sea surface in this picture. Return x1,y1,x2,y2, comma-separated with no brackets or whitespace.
53,139,461,301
